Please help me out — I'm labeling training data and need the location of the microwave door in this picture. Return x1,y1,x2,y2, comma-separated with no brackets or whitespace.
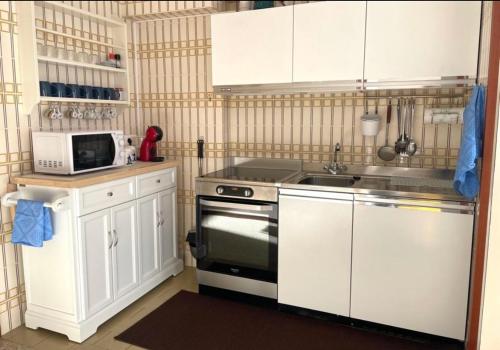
72,134,116,172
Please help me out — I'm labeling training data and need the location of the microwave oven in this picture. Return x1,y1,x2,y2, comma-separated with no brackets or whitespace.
32,130,126,175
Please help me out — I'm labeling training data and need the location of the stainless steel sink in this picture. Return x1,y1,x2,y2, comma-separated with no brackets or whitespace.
297,175,357,187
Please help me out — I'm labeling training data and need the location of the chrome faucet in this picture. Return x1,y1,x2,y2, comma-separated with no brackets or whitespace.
324,142,347,175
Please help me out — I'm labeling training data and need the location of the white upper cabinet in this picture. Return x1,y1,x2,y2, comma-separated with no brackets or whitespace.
364,1,481,85
293,2,366,84
211,6,293,86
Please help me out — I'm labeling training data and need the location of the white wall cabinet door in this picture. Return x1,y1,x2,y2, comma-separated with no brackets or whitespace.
351,199,474,340
137,194,160,282
364,1,481,84
111,201,139,300
159,188,177,270
211,6,293,86
278,192,353,316
293,1,366,84
78,209,113,318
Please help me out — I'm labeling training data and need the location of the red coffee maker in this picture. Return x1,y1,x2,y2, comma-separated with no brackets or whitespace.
139,126,165,162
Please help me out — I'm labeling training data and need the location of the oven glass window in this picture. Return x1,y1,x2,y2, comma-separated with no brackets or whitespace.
72,134,115,171
198,198,278,282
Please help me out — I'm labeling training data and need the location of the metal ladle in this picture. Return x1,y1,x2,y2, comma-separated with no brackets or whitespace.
377,99,396,161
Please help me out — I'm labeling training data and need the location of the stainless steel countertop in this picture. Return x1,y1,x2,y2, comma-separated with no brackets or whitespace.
281,165,473,203
196,159,473,203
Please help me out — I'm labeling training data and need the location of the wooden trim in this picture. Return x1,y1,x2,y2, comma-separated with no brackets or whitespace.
467,2,500,349
10,160,179,188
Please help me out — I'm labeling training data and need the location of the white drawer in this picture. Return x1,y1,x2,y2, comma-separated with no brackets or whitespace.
79,178,136,216
137,168,176,197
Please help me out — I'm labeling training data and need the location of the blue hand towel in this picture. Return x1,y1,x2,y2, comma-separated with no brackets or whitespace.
12,199,53,247
453,85,485,199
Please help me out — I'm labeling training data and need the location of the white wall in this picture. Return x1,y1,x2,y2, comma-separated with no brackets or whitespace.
480,64,500,350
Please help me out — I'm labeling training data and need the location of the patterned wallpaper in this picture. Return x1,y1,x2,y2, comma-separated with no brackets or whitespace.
0,0,493,335
0,0,123,335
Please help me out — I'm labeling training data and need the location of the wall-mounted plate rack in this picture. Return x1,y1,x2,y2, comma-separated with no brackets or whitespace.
17,1,131,115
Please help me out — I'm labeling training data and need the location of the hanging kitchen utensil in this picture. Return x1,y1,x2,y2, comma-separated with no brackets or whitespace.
378,99,396,161
197,137,205,176
407,98,417,156
395,98,407,154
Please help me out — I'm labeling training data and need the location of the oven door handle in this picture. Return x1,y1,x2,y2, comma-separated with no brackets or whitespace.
199,199,274,212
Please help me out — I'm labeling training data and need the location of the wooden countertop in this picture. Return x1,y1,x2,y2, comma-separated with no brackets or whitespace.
11,160,179,188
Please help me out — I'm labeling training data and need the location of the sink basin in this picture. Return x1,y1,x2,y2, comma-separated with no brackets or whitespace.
297,175,357,187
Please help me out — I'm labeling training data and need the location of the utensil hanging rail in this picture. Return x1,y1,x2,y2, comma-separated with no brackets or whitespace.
1,192,70,212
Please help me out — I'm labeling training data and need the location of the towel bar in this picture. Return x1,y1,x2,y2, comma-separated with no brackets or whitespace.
1,192,70,212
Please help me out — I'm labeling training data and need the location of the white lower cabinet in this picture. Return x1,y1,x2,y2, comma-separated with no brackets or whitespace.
111,202,139,300
350,196,474,340
78,210,114,318
278,190,353,316
159,188,177,269
277,190,474,341
79,201,139,318
22,167,183,343
137,194,160,281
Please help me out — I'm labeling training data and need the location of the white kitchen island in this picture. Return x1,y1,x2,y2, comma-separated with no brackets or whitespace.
9,161,183,342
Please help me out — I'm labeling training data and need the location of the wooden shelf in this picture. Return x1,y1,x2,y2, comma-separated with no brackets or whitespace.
38,56,127,73
34,1,125,27
35,27,126,50
40,96,129,105
17,1,130,115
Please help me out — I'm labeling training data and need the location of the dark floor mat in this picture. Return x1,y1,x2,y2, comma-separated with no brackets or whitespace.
116,290,462,350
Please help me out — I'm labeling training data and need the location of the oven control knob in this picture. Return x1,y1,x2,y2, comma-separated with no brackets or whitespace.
216,186,224,195
244,189,253,197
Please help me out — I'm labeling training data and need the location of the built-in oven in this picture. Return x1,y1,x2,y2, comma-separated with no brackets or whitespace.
194,193,278,299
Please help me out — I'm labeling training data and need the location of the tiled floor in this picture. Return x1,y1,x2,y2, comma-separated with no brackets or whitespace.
0,267,198,350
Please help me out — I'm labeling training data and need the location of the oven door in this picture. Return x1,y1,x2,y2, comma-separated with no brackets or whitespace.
196,196,278,283
70,133,121,173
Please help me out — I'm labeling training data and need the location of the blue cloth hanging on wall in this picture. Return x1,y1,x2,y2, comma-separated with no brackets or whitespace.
453,85,485,200
12,199,53,247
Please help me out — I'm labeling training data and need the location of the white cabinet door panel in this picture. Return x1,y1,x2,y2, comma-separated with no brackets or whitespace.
365,1,481,82
211,6,293,86
293,2,366,83
351,201,474,340
137,194,160,282
111,201,139,299
159,188,177,270
278,193,352,316
78,210,113,318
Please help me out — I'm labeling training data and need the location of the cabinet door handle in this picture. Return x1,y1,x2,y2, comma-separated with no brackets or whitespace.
159,211,165,226
113,229,118,246
156,179,161,183
107,192,114,197
108,231,113,249
156,212,161,228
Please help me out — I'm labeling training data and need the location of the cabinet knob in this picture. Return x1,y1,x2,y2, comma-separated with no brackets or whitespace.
107,192,114,197
156,179,161,183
